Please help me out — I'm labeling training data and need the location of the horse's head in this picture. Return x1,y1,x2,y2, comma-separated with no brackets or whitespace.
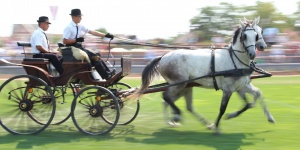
245,16,267,51
237,20,257,60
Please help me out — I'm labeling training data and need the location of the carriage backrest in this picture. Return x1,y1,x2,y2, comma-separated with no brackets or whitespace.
17,41,33,58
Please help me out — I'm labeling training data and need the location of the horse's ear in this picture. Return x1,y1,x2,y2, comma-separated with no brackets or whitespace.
255,16,260,24
252,16,260,27
244,16,250,24
239,19,245,29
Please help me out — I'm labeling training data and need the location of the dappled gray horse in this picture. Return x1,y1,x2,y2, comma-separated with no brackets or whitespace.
134,18,274,134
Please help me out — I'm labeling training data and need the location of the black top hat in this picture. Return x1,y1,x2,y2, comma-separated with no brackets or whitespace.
37,16,51,24
70,9,83,16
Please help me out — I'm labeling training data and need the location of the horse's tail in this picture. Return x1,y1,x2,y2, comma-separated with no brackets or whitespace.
131,56,162,98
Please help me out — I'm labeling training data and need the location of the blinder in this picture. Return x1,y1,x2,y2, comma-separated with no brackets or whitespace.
240,27,258,55
240,28,258,43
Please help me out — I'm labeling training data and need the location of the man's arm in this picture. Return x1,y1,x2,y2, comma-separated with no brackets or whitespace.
36,45,49,53
88,30,106,38
89,30,114,39
63,38,77,45
62,30,113,45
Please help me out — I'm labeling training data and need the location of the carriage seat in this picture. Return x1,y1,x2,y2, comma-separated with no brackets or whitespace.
17,42,31,47
17,41,60,76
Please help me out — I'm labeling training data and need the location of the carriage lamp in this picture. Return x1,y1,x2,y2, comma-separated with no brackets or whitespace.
96,95,101,101
27,87,33,93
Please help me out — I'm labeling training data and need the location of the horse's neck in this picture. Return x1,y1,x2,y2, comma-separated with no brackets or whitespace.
229,42,251,68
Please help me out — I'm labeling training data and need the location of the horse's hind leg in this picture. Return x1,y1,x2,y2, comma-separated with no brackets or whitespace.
162,84,186,125
163,93,182,126
184,88,211,127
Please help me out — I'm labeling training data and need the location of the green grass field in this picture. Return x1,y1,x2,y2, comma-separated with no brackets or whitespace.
0,76,299,150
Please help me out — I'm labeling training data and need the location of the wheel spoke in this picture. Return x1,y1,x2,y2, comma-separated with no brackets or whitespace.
72,86,120,135
0,75,55,135
108,82,140,125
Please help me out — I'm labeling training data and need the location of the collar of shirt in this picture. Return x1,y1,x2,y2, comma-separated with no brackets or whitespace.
71,21,78,27
37,27,45,33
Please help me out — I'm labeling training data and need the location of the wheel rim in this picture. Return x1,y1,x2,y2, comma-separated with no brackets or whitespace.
108,82,140,125
0,75,55,135
71,86,120,135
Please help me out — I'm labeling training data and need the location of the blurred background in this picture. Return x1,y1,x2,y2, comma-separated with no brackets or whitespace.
1,0,300,76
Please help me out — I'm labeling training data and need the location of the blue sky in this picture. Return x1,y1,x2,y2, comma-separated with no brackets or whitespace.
0,0,298,39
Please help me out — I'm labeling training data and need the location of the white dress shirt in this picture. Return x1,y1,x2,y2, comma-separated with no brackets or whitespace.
30,27,49,53
63,21,89,40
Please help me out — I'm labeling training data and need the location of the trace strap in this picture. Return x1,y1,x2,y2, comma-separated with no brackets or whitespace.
210,48,219,90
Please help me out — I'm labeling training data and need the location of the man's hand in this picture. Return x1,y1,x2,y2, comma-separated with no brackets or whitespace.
76,37,84,42
105,33,114,40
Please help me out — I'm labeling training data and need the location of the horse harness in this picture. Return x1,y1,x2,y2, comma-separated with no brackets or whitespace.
209,46,254,91
209,25,261,90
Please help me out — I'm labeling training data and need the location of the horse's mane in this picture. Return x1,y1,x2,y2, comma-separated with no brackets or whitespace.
232,23,251,45
232,27,241,45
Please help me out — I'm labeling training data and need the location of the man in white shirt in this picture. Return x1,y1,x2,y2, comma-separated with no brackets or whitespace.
30,16,64,75
62,9,115,79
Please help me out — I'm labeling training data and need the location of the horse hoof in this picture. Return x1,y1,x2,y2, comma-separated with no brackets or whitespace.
207,123,216,130
167,121,181,126
268,118,276,123
267,115,276,123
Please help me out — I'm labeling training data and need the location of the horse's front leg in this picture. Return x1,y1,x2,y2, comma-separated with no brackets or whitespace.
249,84,275,123
226,83,275,123
211,91,232,134
260,97,276,123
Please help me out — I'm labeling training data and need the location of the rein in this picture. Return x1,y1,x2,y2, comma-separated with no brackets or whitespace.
114,35,194,49
105,38,116,67
228,46,250,68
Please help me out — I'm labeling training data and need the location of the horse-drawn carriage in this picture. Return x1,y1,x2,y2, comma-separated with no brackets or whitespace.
0,42,139,135
0,17,274,135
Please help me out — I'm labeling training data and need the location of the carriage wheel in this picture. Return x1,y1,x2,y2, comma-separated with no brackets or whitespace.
108,82,140,125
71,86,120,135
49,85,73,125
51,81,89,125
0,75,55,135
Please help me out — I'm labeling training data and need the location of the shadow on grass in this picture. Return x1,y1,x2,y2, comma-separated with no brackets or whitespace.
0,124,137,149
0,124,271,150
125,128,269,150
